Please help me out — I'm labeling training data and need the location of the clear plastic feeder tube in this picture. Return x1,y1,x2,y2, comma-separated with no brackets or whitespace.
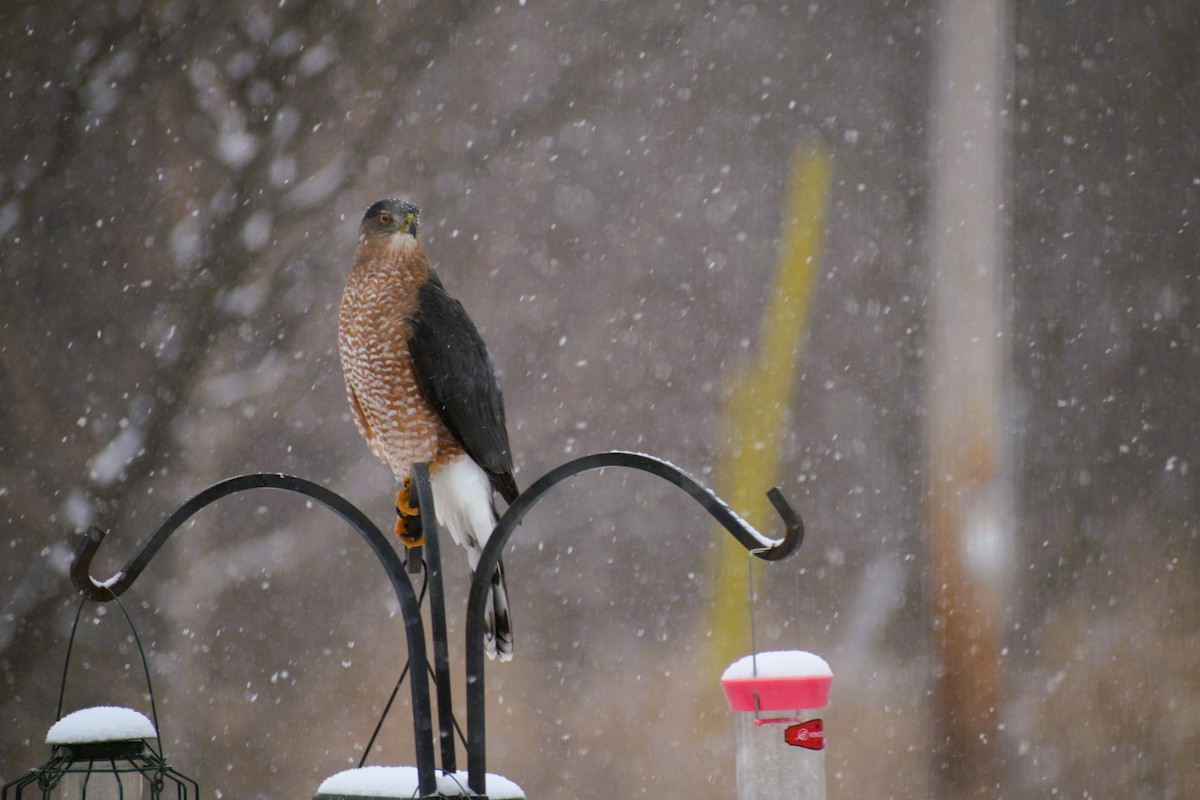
721,650,832,800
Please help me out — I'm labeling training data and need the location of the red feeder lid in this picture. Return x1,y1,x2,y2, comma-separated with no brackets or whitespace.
720,651,832,712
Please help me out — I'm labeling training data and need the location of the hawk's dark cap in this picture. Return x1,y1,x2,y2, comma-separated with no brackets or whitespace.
364,198,420,223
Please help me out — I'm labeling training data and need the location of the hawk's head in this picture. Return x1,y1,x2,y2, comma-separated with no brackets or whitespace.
361,198,419,240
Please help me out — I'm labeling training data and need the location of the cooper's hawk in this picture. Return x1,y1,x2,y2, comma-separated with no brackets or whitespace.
338,198,516,661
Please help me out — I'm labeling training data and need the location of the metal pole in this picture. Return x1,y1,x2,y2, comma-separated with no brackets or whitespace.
410,463,459,774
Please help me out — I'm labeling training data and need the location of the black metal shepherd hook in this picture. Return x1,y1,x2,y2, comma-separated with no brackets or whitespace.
69,473,442,798
462,450,805,794
64,453,804,799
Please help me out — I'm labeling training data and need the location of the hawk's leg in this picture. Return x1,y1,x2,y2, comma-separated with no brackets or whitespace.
394,480,423,547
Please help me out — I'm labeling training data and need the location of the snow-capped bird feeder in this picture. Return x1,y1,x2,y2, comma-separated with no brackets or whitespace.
721,650,832,800
2,600,198,800
1,706,198,800
313,767,525,800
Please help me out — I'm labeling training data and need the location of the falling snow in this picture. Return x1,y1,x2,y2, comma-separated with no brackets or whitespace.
1,3,1196,800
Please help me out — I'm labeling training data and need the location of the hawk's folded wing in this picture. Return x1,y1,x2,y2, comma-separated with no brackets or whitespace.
408,273,519,504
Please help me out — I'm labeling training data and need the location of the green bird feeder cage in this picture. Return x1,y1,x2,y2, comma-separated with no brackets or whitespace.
2,599,198,800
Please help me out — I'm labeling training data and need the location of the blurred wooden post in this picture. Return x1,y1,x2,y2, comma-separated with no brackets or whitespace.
927,0,1012,796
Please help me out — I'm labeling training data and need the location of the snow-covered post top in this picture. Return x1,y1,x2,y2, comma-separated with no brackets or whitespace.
720,651,832,800
314,766,525,800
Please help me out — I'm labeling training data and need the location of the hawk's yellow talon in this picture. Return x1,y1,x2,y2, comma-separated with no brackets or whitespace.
395,483,418,517
394,517,424,548
395,483,423,547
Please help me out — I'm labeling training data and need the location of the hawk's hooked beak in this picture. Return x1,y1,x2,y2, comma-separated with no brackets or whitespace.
403,212,418,237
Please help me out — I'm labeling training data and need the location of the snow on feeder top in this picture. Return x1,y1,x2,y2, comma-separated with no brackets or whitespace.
315,766,525,800
46,706,158,746
720,650,832,713
720,651,832,800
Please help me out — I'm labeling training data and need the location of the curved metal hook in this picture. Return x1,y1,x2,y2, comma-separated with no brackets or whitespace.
465,450,805,792
68,472,439,797
70,474,376,599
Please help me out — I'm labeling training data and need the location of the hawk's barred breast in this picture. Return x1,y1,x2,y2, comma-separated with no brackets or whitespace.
338,236,464,480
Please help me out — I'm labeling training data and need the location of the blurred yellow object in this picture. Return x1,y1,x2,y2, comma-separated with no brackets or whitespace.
709,147,830,669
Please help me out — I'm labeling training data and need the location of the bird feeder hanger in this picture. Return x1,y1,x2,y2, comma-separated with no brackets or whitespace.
55,452,805,798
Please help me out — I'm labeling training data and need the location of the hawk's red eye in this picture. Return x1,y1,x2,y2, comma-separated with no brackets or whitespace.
378,211,393,225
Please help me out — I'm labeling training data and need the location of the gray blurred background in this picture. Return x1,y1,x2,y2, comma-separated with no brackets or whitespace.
1,1,1197,798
